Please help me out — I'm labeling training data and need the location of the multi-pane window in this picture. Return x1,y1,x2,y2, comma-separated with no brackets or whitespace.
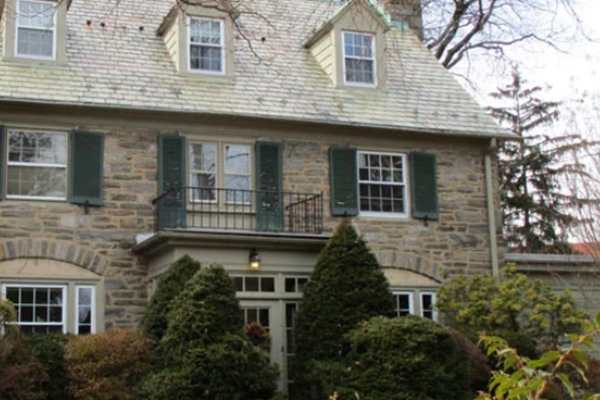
393,292,413,317
420,292,437,321
76,286,95,334
7,129,68,200
343,32,375,85
190,143,217,201
284,277,308,293
16,0,55,59
3,285,66,334
233,276,276,293
189,142,252,203
189,17,224,73
358,152,407,215
242,307,270,331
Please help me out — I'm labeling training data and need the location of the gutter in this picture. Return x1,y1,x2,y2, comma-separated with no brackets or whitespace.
485,138,500,277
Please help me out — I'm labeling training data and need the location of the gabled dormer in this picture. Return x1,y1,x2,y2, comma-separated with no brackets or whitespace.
157,0,235,78
304,0,391,88
1,0,67,63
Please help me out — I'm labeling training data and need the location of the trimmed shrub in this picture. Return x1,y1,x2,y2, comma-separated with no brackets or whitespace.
0,300,47,400
26,333,73,400
450,328,491,394
141,255,200,343
65,329,153,400
139,264,279,400
293,219,395,398
317,316,470,400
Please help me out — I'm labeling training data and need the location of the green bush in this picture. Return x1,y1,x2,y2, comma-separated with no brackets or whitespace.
26,333,73,400
450,328,491,394
0,300,46,400
65,329,153,400
293,219,396,398
317,316,470,400
139,264,279,400
141,255,200,343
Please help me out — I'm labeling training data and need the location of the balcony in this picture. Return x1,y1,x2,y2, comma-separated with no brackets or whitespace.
152,187,324,236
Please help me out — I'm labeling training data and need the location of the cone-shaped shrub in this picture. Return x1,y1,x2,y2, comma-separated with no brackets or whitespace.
293,219,395,398
139,264,279,400
141,255,200,343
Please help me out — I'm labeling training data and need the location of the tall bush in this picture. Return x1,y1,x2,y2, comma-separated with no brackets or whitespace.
293,219,396,398
26,333,73,400
317,316,471,400
0,300,46,400
141,255,200,343
64,329,153,400
139,264,279,400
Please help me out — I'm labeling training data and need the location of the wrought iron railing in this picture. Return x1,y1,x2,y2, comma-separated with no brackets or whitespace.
153,186,324,235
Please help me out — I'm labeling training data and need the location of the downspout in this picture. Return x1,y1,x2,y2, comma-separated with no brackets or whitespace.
485,139,500,277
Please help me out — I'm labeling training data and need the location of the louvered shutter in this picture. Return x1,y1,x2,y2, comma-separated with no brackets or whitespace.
255,141,283,232
410,152,439,220
0,126,5,200
329,146,358,216
157,135,187,229
70,130,104,206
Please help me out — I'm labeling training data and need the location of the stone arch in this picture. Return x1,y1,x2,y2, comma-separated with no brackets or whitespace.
375,250,443,283
0,238,108,276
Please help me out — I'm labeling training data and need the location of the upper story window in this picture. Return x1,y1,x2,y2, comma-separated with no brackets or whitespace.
189,141,251,203
7,129,67,200
16,0,56,59
189,17,224,74
343,32,376,86
358,151,407,216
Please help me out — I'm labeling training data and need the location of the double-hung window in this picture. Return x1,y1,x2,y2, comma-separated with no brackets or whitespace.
392,290,437,321
393,292,414,317
189,142,251,203
358,151,407,215
420,292,437,321
6,129,68,200
189,17,224,74
343,31,376,86
16,0,56,59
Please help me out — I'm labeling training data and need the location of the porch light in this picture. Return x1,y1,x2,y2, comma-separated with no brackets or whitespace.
249,249,261,271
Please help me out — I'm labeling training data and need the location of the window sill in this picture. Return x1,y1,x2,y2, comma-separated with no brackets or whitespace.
2,55,67,67
6,195,67,202
355,213,411,222
183,69,235,82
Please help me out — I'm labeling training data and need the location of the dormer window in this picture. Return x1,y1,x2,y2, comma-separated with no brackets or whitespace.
189,17,224,74
16,0,56,59
343,31,376,86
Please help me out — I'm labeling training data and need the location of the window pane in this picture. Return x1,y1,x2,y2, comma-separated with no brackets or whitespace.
345,59,374,84
8,131,67,165
190,18,222,45
190,143,216,172
18,28,53,57
190,46,222,72
225,176,250,203
7,166,67,198
259,309,269,327
18,1,54,28
285,278,296,293
245,277,259,292
225,145,250,174
298,278,307,292
261,278,275,292
233,277,244,291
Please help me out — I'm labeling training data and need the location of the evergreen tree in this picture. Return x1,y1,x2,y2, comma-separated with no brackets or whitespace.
488,68,594,253
139,264,278,400
293,219,395,399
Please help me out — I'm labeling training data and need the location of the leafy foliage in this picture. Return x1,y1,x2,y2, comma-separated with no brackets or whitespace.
450,328,493,393
245,322,271,352
293,219,396,398
317,316,471,400
139,264,278,400
64,329,153,400
26,334,73,400
437,266,589,350
141,254,200,343
488,68,597,253
0,300,46,400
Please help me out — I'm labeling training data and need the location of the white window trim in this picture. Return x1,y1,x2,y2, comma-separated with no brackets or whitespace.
392,291,414,317
5,128,68,202
188,141,252,205
357,151,409,218
75,285,96,334
1,283,68,334
342,30,377,88
187,16,226,75
420,291,438,321
15,0,58,61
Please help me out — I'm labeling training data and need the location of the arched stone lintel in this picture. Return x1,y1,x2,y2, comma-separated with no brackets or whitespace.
375,250,443,283
0,238,108,276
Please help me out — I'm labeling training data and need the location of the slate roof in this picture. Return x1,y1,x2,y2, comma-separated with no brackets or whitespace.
0,0,513,138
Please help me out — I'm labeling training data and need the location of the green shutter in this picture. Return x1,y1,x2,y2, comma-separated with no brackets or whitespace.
70,130,104,206
329,146,358,216
0,125,5,200
410,152,439,220
255,141,283,232
157,135,187,229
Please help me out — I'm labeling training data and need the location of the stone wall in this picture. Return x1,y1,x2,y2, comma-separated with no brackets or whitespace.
0,128,158,329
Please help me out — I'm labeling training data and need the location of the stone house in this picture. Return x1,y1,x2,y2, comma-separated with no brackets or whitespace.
0,0,513,393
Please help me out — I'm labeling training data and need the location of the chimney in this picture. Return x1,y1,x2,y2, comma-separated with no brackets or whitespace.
384,0,423,41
